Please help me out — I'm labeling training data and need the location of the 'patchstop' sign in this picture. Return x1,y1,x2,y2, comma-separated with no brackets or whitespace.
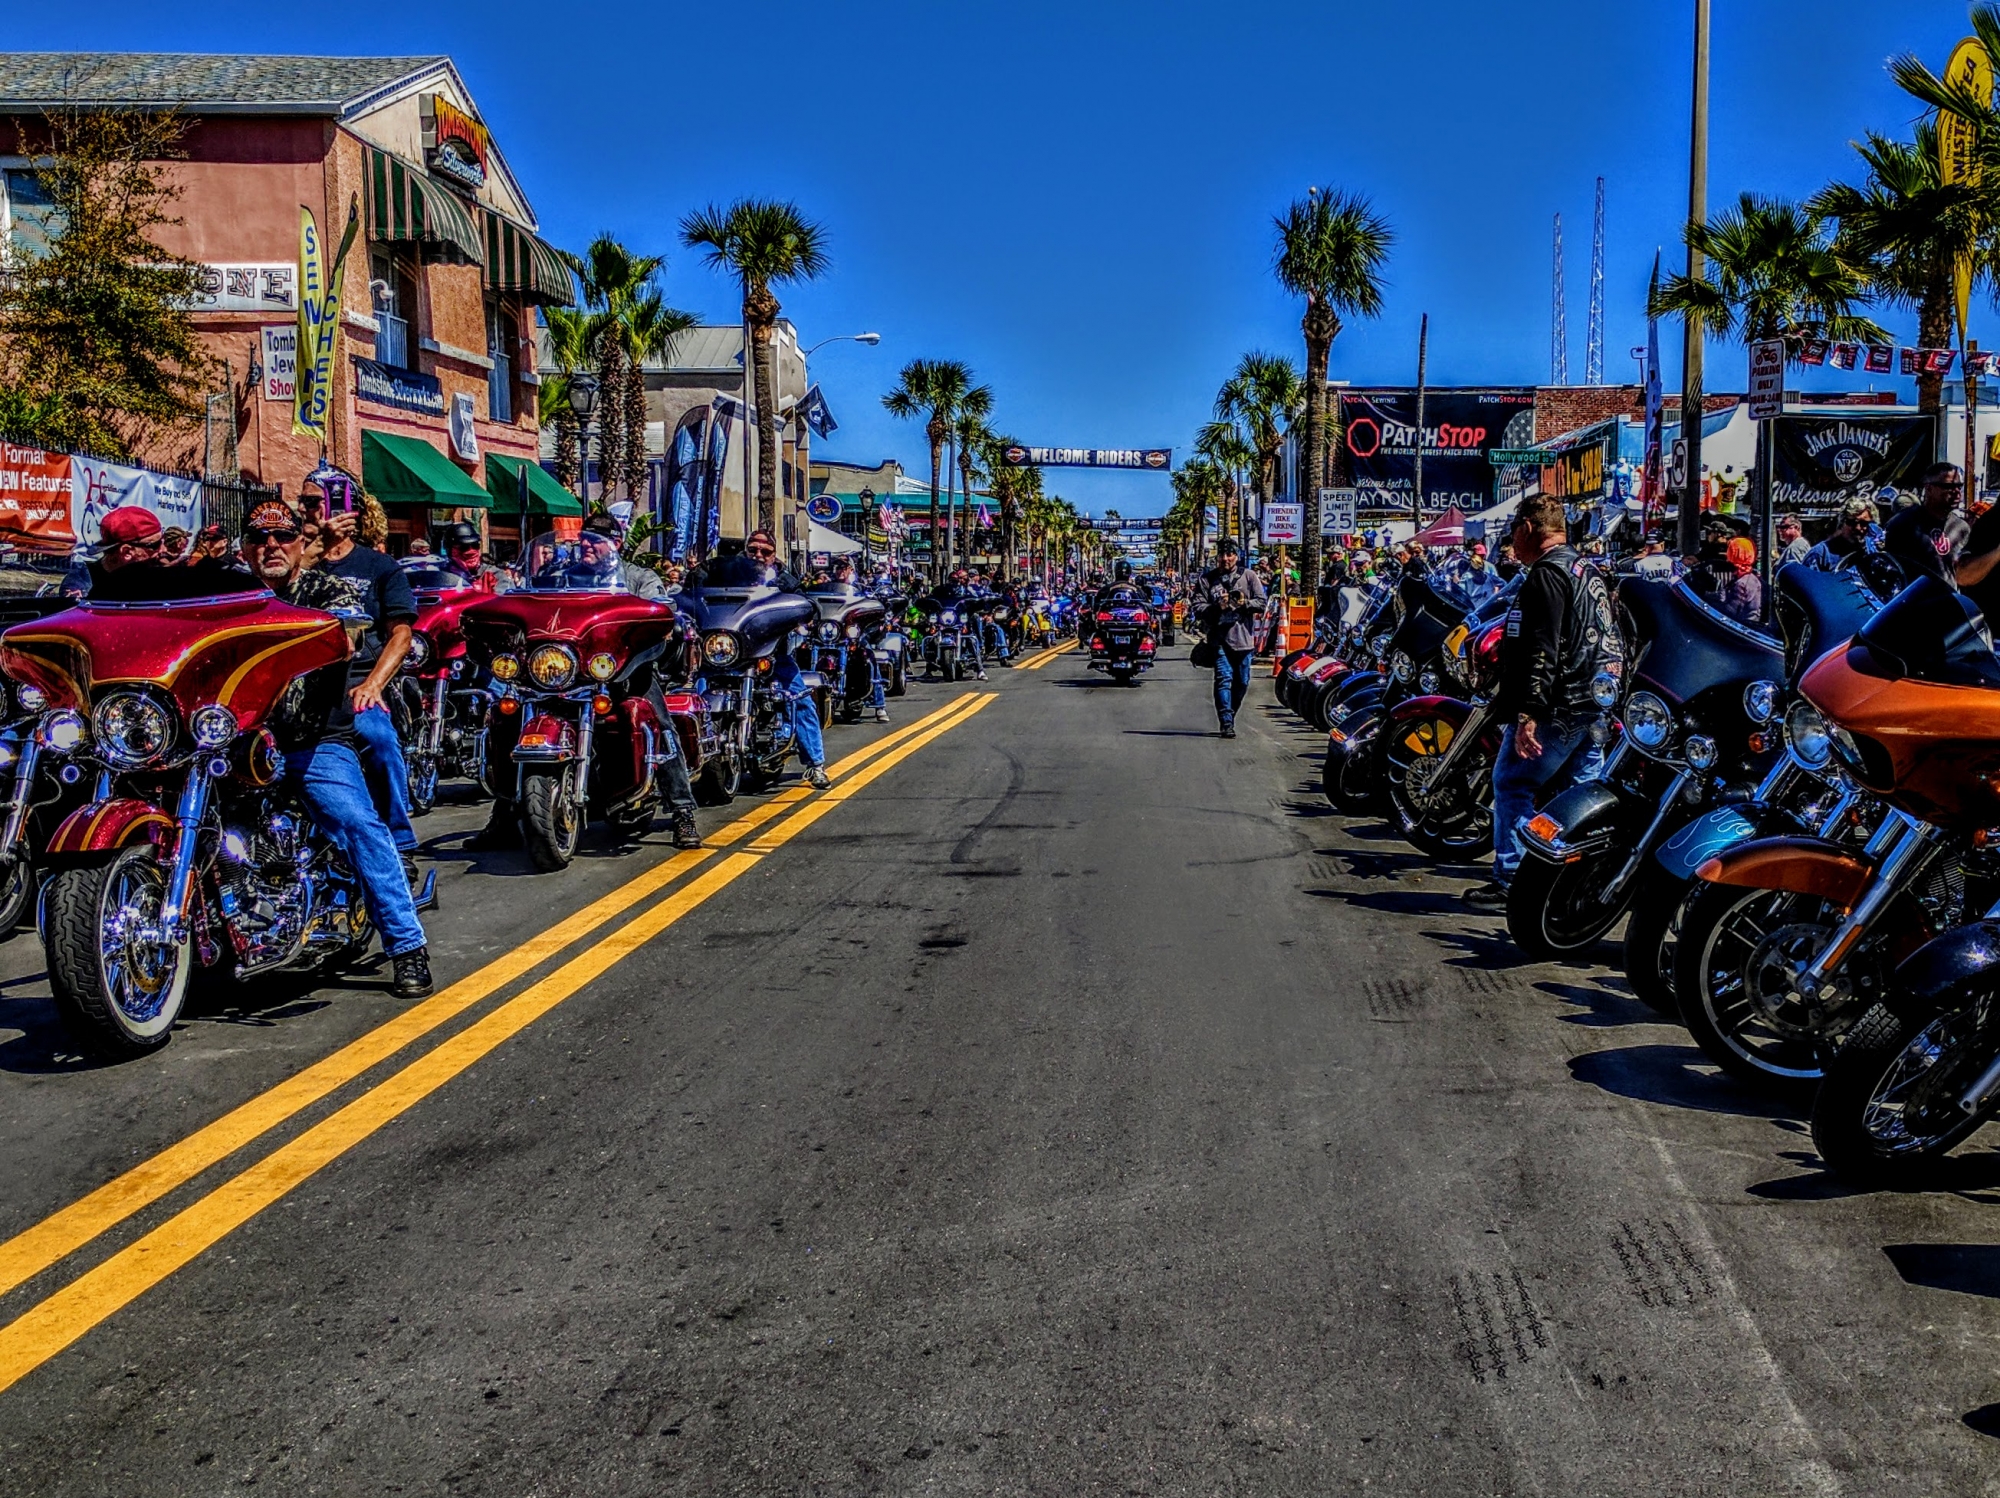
1770,414,1937,514
1340,388,1537,513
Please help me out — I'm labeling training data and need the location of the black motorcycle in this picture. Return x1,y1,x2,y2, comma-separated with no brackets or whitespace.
1504,576,1783,961
684,578,822,796
803,582,906,721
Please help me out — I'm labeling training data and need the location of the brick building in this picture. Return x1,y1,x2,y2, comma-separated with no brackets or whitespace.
0,53,578,552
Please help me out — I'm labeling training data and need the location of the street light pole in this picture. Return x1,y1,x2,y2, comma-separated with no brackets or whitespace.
567,372,601,515
1678,0,1710,559
803,331,882,358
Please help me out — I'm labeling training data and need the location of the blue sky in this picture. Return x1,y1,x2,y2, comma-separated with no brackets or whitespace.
3,1,1979,515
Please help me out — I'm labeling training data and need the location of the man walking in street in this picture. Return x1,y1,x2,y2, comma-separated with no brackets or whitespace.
1197,537,1266,738
1463,496,1618,913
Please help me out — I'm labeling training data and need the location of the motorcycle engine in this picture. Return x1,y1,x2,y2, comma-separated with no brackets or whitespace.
215,813,362,974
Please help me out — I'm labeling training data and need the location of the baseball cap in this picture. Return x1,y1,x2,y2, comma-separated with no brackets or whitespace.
99,506,163,546
1470,542,1488,558
245,499,302,534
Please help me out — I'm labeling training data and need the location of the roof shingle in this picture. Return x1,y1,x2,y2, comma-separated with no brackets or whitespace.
0,53,449,113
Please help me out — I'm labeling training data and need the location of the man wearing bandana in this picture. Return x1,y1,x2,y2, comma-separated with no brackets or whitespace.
243,500,433,998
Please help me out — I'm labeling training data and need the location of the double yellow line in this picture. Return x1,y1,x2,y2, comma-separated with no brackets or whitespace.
1015,639,1077,672
0,692,993,1395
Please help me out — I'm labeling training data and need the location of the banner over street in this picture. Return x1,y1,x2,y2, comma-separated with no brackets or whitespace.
1000,446,1171,470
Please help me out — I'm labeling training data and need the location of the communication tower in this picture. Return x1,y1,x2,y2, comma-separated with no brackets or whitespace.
1585,177,1606,385
1551,213,1569,386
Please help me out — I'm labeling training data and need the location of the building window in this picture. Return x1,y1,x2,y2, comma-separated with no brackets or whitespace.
486,299,513,423
370,250,418,370
3,168,59,261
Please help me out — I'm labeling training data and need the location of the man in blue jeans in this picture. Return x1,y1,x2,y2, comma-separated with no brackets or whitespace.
1464,496,1617,912
245,500,432,996
1196,538,1266,738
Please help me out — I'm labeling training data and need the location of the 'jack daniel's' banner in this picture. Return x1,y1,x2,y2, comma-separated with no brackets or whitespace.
1770,414,1937,514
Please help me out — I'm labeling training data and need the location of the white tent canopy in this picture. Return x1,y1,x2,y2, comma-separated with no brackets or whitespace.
808,519,861,554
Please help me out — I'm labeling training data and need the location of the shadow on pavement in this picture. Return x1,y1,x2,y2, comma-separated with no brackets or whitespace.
1330,847,1486,882
1307,887,1467,918
1566,1042,1800,1119
1535,979,1661,1029
1964,1405,2000,1440
1884,1243,2000,1298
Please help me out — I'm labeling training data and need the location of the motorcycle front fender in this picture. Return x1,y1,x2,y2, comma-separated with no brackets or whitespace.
1889,920,2000,1020
1653,801,1804,883
46,797,174,860
1324,684,1386,731
1384,694,1471,729
1523,779,1635,858
1326,703,1383,748
512,713,577,763
1691,834,1872,908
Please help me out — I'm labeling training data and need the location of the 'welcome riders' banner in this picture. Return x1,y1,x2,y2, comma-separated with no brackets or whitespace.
292,199,359,442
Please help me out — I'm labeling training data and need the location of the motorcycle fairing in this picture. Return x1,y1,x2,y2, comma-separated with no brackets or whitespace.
1692,834,1872,908
1889,919,2000,1019
46,797,173,858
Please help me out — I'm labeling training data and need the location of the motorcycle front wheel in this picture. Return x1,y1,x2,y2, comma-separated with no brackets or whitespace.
46,846,191,1058
1811,999,2000,1188
0,856,35,942
694,747,741,806
1322,734,1381,816
888,656,908,697
1619,870,1690,1016
1385,722,1492,860
1505,847,1631,960
523,770,583,871
1674,883,1850,1089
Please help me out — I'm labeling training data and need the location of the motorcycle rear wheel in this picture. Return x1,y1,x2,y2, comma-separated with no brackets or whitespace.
1811,999,1999,1188
523,771,582,872
888,657,908,697
46,847,191,1058
1505,848,1631,960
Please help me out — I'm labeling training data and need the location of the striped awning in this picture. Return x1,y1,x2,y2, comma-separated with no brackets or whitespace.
365,148,483,266
485,212,575,307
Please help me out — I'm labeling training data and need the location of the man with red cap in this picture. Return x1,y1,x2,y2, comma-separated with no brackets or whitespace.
76,506,251,601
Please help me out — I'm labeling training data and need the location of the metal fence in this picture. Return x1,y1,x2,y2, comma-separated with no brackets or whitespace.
200,476,281,538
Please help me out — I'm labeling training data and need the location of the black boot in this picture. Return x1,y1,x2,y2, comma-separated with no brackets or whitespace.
671,807,703,850
466,799,522,851
392,947,434,998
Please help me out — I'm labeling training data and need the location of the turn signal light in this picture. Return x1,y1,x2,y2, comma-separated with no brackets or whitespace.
593,694,613,715
498,698,519,716
756,657,774,674
1526,814,1563,844
1748,732,1768,755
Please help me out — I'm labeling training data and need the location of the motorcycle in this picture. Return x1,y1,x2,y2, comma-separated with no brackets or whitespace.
915,597,980,680
1795,578,2000,1181
1378,614,1508,859
683,568,823,794
398,564,491,816
3,586,385,1058
1086,594,1158,683
465,532,692,871
803,581,903,720
1022,592,1059,649
1504,574,1783,960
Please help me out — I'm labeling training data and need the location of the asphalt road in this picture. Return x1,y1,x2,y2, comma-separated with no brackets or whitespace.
1,641,1999,1495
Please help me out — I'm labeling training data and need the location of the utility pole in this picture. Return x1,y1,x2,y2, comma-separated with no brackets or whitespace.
1586,177,1606,386
1551,216,1568,385
1678,0,1710,559
1412,313,1429,531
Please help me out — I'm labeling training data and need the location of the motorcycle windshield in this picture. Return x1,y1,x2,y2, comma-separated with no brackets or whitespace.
1619,577,1785,706
1851,574,2000,688
1773,564,1883,687
521,530,624,593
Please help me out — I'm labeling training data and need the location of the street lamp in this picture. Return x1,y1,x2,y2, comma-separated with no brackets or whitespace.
567,372,600,508
802,331,882,357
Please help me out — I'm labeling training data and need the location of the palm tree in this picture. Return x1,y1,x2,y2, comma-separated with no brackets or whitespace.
1216,354,1304,514
540,304,591,490
1810,124,1985,415
949,390,995,572
1173,458,1225,572
1275,188,1392,585
569,238,659,505
1650,194,1884,348
883,358,975,580
1195,420,1256,548
611,291,697,509
680,199,829,535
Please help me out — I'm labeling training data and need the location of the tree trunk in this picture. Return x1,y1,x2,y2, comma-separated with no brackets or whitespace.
594,338,624,511
944,438,958,574
552,409,579,490
621,352,649,506
748,306,780,537
1301,300,1336,591
1918,279,1953,417
926,427,944,583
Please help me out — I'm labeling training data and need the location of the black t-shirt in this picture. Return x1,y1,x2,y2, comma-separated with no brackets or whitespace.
1884,502,1969,587
1958,505,2000,626
319,544,418,674
266,567,365,749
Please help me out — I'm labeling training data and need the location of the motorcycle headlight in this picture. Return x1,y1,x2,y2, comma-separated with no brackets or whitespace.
1418,667,1441,695
1623,690,1675,752
491,653,521,682
38,708,86,753
845,624,862,641
942,609,958,624
819,620,839,641
190,703,237,749
587,651,619,682
1590,671,1620,709
1368,633,1393,658
93,691,175,769
14,683,44,713
1742,679,1779,724
1784,699,1833,770
1684,734,1718,770
702,631,741,667
404,633,432,671
1389,649,1415,683
528,644,578,690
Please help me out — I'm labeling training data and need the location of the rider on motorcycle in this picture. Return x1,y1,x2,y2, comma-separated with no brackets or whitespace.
244,500,433,997
75,505,254,601
439,521,514,593
580,512,670,599
739,529,832,787
928,566,988,680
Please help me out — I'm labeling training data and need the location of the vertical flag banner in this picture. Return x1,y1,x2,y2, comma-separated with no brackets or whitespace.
293,207,326,438
1939,36,1994,342
1641,252,1663,523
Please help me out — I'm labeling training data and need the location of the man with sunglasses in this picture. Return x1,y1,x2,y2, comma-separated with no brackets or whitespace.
438,522,513,593
76,505,253,601
243,501,433,997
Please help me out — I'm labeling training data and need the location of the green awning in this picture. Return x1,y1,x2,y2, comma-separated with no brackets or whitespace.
484,454,583,516
365,147,483,265
362,429,491,508
485,213,575,307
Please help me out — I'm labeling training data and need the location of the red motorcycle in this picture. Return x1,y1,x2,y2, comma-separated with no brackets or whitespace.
464,532,694,871
1,587,376,1058
398,564,490,815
